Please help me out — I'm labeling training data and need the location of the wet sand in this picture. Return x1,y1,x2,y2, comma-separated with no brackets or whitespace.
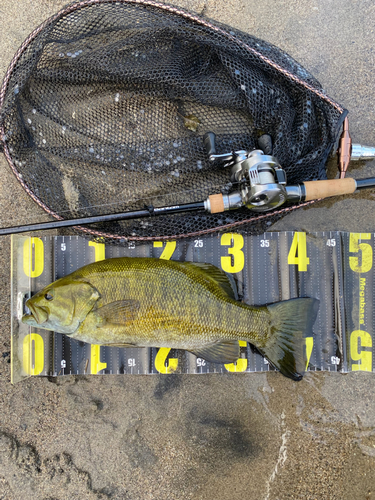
1,1,375,499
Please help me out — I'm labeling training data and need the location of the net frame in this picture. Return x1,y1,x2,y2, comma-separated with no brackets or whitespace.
0,0,347,241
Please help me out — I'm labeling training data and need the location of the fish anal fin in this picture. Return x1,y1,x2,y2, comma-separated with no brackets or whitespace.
96,300,140,325
189,341,240,364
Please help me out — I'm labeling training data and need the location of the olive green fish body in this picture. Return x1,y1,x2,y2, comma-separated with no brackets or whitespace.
22,257,319,380
70,258,270,348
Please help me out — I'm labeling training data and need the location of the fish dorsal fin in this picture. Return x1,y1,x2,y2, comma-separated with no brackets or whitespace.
96,300,140,325
177,262,238,300
189,341,240,364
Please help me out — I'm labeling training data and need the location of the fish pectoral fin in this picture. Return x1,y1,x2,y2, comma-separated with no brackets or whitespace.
96,300,140,325
189,341,240,364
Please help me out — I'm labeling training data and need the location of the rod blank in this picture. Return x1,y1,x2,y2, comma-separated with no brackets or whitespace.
0,201,205,236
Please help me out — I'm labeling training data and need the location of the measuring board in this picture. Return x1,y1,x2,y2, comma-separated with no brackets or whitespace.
10,231,374,383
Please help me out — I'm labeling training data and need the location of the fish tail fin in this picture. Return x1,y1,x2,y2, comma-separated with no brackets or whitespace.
258,298,319,381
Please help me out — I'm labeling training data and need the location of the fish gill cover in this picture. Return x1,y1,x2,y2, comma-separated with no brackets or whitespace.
0,0,346,241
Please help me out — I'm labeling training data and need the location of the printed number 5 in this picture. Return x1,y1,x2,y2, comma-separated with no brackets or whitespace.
350,330,372,371
220,233,244,273
349,233,373,273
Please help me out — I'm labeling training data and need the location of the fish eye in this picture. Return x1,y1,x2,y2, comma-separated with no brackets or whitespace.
44,292,53,301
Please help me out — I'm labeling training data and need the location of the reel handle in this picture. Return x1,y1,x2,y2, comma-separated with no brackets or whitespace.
203,132,246,162
203,132,217,157
257,134,273,155
204,132,274,157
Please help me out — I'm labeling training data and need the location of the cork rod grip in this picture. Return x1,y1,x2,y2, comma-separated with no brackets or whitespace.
208,194,225,213
303,178,356,201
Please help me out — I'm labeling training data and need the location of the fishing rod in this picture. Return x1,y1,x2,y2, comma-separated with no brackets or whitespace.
0,122,375,236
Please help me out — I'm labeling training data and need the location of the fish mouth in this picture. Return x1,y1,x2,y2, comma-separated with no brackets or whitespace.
23,300,49,325
21,313,38,326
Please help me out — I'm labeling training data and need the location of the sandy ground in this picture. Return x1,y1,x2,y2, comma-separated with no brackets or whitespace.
1,0,375,499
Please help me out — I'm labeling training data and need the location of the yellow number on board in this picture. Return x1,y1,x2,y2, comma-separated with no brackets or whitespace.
89,241,105,262
349,233,372,273
153,241,176,260
155,348,178,374
23,237,44,278
220,233,245,273
90,345,107,374
350,330,372,371
305,337,314,370
225,341,248,372
287,232,310,272
22,333,44,375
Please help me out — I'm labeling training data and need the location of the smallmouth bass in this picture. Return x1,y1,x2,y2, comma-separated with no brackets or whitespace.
22,257,319,380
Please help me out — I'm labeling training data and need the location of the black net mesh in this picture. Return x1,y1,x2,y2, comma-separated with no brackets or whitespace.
0,0,346,240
